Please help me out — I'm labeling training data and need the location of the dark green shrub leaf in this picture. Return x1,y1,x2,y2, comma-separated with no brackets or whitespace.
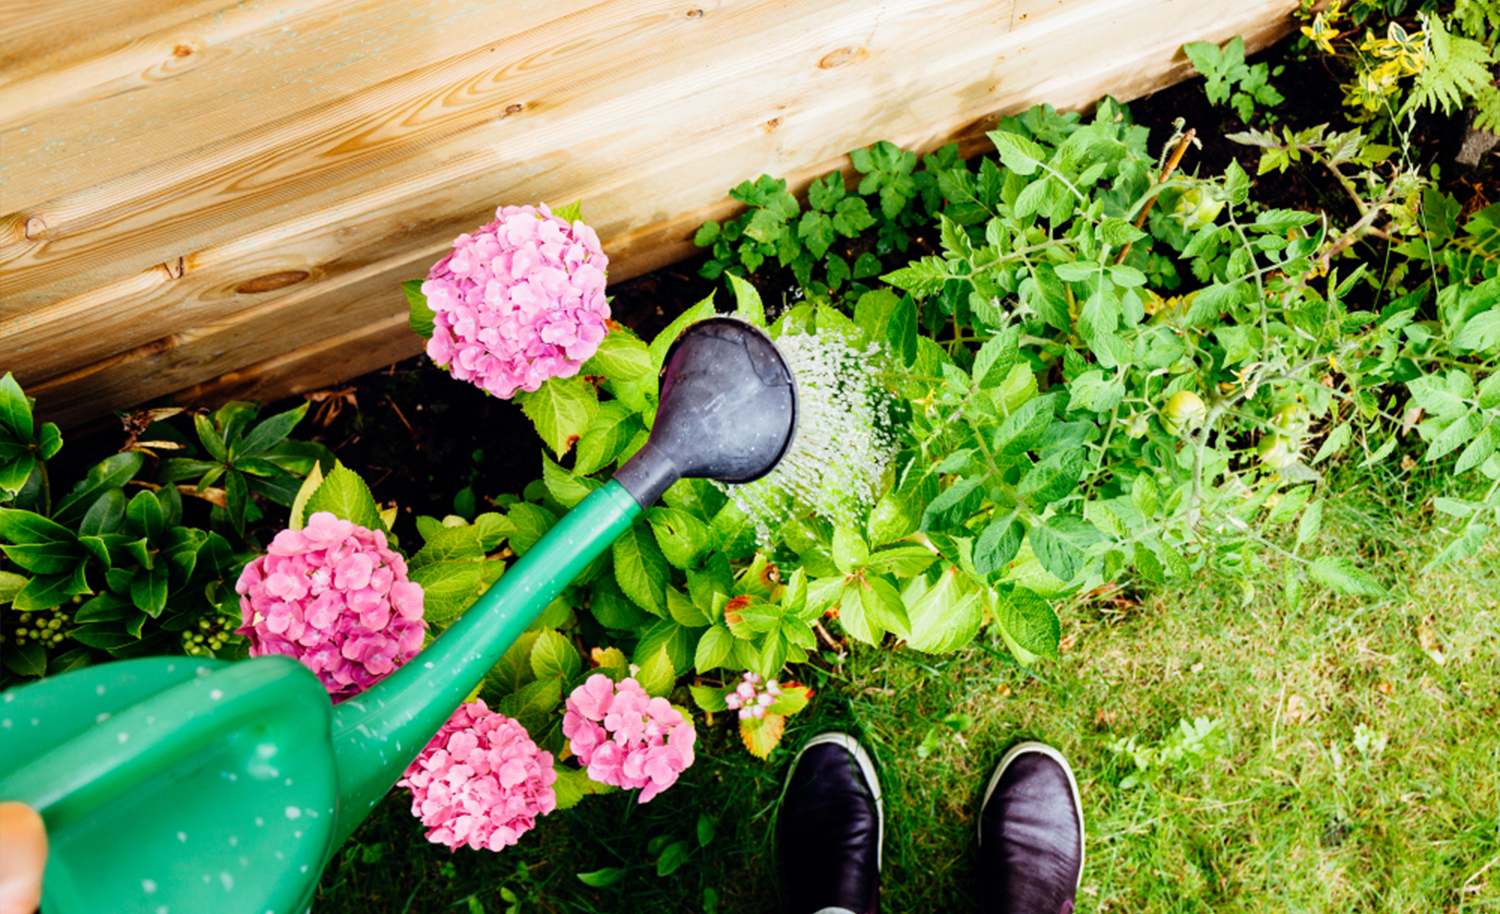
657,840,692,877
2,640,46,677
577,868,628,888
52,453,145,526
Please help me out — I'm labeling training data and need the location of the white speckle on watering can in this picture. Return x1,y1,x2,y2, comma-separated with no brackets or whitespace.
30,718,39,726
424,661,434,669
255,817,264,826
202,875,211,884
197,666,210,676
142,879,157,894
3,693,12,702
146,716,155,724
221,772,238,781
294,830,302,838
96,685,105,695
178,832,187,842
300,865,309,874
1,719,9,729
118,732,129,744
220,873,234,891
275,851,284,860
306,808,319,818
241,856,250,867
166,664,175,673
158,906,169,914
210,689,224,700
229,836,238,846
285,806,301,819
96,713,110,723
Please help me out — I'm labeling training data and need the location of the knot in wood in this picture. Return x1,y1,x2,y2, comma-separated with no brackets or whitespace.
502,103,524,117
685,7,704,17
818,47,864,69
236,270,310,294
23,216,48,240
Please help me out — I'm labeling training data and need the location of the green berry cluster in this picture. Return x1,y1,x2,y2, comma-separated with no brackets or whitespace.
5,605,71,648
180,613,235,657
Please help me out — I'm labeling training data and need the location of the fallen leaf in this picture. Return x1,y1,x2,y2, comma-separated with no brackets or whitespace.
1417,616,1446,665
1377,681,1394,696
1286,694,1309,724
1190,662,1205,674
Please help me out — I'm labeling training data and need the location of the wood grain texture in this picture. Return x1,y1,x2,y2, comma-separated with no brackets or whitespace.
1,0,1300,427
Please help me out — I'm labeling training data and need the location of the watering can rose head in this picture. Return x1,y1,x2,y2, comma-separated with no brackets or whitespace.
422,203,610,399
235,511,427,702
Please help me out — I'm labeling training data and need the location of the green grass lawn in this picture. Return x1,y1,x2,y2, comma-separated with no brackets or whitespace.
318,465,1500,913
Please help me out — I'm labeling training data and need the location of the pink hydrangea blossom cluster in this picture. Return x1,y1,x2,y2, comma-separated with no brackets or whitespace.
236,511,426,702
562,674,696,803
724,671,782,720
422,202,610,399
398,700,558,852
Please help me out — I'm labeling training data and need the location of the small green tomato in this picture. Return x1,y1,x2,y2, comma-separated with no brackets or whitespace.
1173,188,1226,230
1161,391,1207,435
1257,435,1298,469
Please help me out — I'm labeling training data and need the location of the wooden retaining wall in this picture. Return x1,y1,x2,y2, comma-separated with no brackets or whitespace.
2,0,1298,427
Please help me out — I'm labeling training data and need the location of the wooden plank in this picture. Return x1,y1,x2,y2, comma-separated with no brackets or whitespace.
5,0,1301,428
4,0,1008,307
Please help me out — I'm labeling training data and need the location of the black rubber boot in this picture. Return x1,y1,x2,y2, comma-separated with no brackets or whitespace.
777,732,883,914
978,741,1085,914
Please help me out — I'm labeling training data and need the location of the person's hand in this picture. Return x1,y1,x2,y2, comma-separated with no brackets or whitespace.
0,802,47,914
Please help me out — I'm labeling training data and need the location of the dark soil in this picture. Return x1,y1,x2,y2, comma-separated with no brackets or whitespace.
54,27,1500,545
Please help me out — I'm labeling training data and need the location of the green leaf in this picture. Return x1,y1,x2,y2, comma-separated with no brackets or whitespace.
517,376,599,459
633,644,677,698
124,489,166,542
657,840,692,877
2,640,46,677
1028,514,1103,582
235,402,308,459
0,569,27,603
404,279,436,340
993,586,1061,663
1018,449,1087,505
1426,413,1484,463
646,507,710,570
530,628,582,681
552,199,584,223
0,538,84,574
649,296,718,372
0,507,76,546
904,566,982,653
542,454,599,509
0,373,34,451
0,452,35,498
921,476,986,531
886,294,918,367
831,525,870,574
1307,557,1383,597
77,489,127,537
973,512,1024,577
495,678,563,735
667,586,712,628
287,462,324,530
726,272,766,326
1297,499,1324,546
52,452,146,526
130,562,169,616
576,868,627,888
987,130,1048,175
694,624,735,672
303,460,384,531
971,326,1020,390
613,521,669,616
583,331,654,384
697,813,716,847
1456,425,1499,474
409,560,484,628
14,573,73,612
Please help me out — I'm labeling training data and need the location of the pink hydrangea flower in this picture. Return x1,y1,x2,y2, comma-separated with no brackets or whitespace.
422,202,610,398
562,674,696,803
236,511,426,702
398,700,557,852
723,671,782,720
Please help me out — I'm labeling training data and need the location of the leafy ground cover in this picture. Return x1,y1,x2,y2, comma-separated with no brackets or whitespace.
311,460,1499,913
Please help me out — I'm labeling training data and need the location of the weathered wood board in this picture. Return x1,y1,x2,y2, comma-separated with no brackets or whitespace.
1,0,1299,427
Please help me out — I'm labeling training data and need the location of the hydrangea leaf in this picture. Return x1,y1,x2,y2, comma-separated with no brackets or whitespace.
530,628,582,682
633,644,676,698
633,618,696,673
693,624,735,672
303,460,384,532
646,506,710,570
613,520,669,616
766,684,811,716
518,376,599,459
648,296,718,373
408,559,483,628
690,682,732,711
506,503,558,556
740,712,786,759
726,272,766,327
542,454,599,509
552,199,584,223
403,279,436,340
583,332,653,385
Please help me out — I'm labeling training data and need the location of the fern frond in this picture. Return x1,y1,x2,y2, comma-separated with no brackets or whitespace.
1473,84,1500,133
1403,14,1496,119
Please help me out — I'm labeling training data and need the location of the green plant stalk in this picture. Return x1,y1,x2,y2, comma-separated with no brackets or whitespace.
326,480,643,849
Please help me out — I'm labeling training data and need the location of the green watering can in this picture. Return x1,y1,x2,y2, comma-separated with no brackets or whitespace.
0,318,797,913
